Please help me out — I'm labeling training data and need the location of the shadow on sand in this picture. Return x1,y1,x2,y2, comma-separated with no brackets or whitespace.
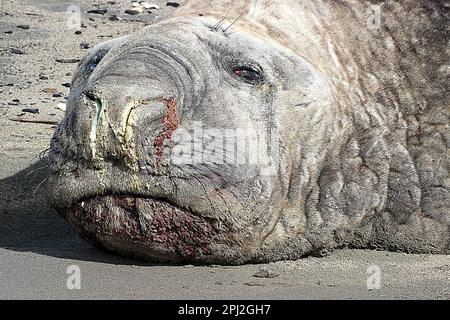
0,159,157,266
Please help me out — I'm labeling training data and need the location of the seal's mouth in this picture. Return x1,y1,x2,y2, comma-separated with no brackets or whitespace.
60,194,233,262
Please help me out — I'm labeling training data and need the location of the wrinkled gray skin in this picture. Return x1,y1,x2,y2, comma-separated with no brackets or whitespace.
47,0,450,264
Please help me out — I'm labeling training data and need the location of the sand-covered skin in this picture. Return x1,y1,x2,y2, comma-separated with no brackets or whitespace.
0,0,449,299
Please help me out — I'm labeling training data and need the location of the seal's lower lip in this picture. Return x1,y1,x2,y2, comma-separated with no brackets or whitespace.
62,194,192,235
60,194,220,260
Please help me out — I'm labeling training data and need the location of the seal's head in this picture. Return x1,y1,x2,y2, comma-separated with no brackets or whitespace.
48,9,335,264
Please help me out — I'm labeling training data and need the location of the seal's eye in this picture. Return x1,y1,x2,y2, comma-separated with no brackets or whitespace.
86,50,107,73
233,66,264,84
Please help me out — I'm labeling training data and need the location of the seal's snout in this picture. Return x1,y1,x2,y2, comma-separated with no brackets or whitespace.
61,43,194,171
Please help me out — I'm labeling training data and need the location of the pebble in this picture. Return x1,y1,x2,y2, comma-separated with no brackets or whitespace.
109,15,122,21
166,2,180,7
11,48,25,55
61,83,71,88
142,2,160,9
52,93,63,98
87,8,107,15
17,24,30,29
243,281,265,287
80,42,91,49
56,58,81,64
75,30,82,35
39,74,48,80
42,87,58,94
127,1,161,14
4,30,13,34
252,270,280,279
22,108,39,114
125,8,143,15
56,103,67,112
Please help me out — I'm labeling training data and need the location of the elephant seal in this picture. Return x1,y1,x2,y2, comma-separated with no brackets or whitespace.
47,0,449,264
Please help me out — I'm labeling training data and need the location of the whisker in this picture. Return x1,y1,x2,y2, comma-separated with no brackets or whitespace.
191,174,217,212
25,165,51,177
213,8,232,31
223,30,240,37
31,148,50,162
39,148,50,160
168,175,179,199
33,175,51,196
223,10,246,33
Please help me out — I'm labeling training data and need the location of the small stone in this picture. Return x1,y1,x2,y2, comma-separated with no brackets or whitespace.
244,281,265,287
42,87,58,94
252,270,279,279
142,2,160,9
17,24,30,29
22,108,39,114
75,30,82,35
56,103,67,111
87,8,107,15
39,74,48,80
56,58,81,64
11,48,25,55
4,30,13,34
61,83,71,88
109,15,122,21
52,93,63,98
12,99,20,103
166,2,180,8
80,42,91,49
125,8,143,15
